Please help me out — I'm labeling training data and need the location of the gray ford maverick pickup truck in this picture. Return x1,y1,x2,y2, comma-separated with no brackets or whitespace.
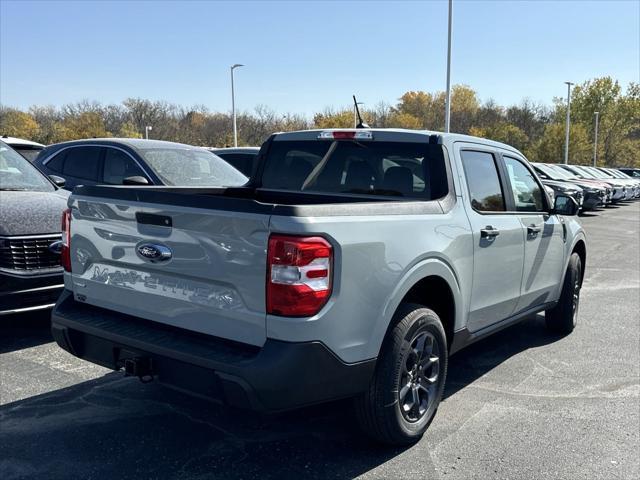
51,129,586,445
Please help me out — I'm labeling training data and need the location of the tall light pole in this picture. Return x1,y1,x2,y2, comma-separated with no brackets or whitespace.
593,111,599,167
145,125,152,140
444,0,453,133
354,102,364,128
230,63,244,147
563,81,574,164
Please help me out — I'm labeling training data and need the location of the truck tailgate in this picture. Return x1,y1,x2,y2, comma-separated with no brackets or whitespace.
68,192,270,346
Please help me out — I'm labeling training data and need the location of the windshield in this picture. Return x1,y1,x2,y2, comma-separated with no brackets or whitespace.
571,166,596,179
587,167,612,179
139,147,248,187
0,142,55,192
535,163,567,180
261,140,448,199
605,169,624,179
546,164,577,180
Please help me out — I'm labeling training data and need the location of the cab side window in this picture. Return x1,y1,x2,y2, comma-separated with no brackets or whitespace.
503,156,545,212
102,148,146,184
62,146,101,181
460,150,505,212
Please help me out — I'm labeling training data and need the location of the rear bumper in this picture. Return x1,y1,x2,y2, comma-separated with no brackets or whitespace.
51,290,375,411
0,271,63,316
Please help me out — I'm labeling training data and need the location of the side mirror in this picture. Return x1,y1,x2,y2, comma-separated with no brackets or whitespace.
122,176,150,186
552,194,579,216
49,175,66,188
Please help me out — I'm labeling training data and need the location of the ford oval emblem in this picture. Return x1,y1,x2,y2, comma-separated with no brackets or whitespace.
136,243,172,263
48,240,63,255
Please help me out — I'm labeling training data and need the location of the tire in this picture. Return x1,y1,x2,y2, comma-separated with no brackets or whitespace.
546,252,582,334
354,303,448,445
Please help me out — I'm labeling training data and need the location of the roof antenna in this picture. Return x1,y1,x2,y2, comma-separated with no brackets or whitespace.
353,95,369,129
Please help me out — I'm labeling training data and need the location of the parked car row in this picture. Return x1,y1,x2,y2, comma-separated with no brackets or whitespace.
533,162,640,212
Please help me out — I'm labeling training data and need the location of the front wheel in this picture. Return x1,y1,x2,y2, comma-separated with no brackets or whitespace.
546,252,582,334
354,304,448,445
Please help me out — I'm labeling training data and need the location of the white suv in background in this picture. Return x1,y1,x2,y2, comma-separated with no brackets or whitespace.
0,136,45,162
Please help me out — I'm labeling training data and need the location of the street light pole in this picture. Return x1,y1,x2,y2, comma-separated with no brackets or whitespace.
230,63,244,147
444,0,453,133
593,111,599,167
563,81,574,164
145,125,152,140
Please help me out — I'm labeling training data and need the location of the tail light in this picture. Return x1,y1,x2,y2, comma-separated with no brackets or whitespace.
61,208,71,272
267,234,333,317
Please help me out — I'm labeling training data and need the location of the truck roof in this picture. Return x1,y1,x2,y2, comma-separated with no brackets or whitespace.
272,128,523,155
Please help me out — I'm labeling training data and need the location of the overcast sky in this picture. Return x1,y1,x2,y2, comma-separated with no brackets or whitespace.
1,0,638,116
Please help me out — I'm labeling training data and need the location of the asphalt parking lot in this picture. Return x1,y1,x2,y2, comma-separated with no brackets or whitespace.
1,201,638,480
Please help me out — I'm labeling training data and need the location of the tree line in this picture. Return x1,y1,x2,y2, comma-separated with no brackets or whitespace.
1,76,638,166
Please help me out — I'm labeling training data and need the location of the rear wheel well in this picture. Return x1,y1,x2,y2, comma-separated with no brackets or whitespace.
572,240,586,284
399,276,455,348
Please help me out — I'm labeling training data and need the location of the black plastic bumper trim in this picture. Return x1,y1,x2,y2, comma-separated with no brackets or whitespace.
51,291,376,411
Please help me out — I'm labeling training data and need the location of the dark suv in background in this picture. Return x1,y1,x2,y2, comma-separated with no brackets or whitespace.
208,147,260,177
618,167,640,178
34,139,247,190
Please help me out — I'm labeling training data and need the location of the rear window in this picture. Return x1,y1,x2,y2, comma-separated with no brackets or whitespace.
12,146,43,162
260,140,448,200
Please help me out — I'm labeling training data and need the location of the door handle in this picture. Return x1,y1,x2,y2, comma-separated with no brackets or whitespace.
480,226,500,238
527,224,542,235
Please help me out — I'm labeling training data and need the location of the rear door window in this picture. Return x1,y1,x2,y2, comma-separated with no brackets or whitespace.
460,150,505,212
261,140,448,200
62,146,102,181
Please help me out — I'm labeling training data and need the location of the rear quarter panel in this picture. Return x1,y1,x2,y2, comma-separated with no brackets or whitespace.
266,199,474,363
